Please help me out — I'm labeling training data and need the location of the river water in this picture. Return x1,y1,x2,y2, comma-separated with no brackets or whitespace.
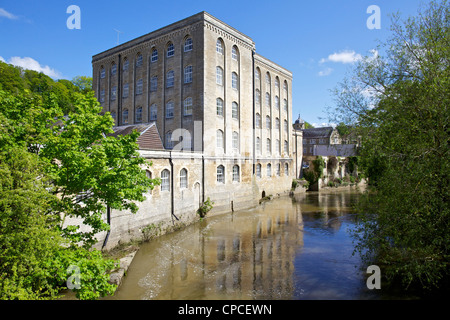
108,189,389,300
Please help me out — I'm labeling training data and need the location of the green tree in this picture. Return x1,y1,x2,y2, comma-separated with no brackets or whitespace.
330,0,449,290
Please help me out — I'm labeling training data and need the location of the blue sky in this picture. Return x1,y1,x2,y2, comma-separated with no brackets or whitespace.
0,0,428,126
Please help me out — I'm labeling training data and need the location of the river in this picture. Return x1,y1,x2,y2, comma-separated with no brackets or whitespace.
107,188,399,300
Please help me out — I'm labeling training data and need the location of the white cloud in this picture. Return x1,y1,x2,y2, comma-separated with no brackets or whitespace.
318,67,333,77
0,8,18,20
4,56,62,79
0,56,5,63
320,50,362,64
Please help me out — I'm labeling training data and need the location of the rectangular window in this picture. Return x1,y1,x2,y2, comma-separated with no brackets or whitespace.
184,98,193,116
166,102,174,119
216,67,223,85
167,71,174,88
232,165,240,182
184,66,192,84
150,104,157,120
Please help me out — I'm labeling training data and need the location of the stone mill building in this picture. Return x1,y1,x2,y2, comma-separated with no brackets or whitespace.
90,11,303,249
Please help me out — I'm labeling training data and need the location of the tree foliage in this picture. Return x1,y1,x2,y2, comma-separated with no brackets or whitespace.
330,0,449,290
0,62,158,299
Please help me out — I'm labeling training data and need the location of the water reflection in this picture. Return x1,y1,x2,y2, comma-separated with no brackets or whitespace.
108,189,380,300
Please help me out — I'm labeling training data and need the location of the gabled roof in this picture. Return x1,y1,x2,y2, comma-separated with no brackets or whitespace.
110,122,164,150
302,127,334,139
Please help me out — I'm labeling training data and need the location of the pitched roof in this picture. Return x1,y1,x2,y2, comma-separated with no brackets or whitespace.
110,122,164,150
302,127,334,138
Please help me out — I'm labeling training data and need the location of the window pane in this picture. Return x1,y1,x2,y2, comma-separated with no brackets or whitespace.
150,104,157,120
217,166,224,183
167,71,174,88
184,97,193,116
180,169,188,189
233,165,239,182
184,66,193,84
232,102,238,119
216,98,223,116
136,107,142,123
184,38,193,52
161,170,170,191
216,67,223,85
151,49,158,62
166,102,174,119
167,43,174,57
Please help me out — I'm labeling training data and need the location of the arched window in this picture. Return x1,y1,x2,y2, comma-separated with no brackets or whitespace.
161,169,170,191
135,106,142,123
166,101,174,119
256,163,261,178
166,70,174,88
110,63,117,76
184,38,193,52
255,68,261,83
216,66,223,85
123,58,129,71
275,77,280,90
100,66,105,78
283,81,288,95
183,97,193,116
122,109,128,124
216,129,224,148
255,113,261,128
284,99,288,112
284,140,289,154
149,104,157,120
284,120,288,134
167,42,174,57
184,65,193,84
267,138,271,154
232,102,239,119
266,72,271,86
231,46,239,60
275,95,279,109
146,170,152,194
232,131,239,150
111,86,117,101
232,165,240,182
216,98,223,116
216,39,223,54
267,163,272,177
180,168,188,189
136,53,143,67
276,163,281,176
151,48,158,62
275,118,280,130
217,165,225,183
284,163,289,176
232,72,238,90
266,116,271,129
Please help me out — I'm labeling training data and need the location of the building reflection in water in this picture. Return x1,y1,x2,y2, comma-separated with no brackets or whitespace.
111,191,362,300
